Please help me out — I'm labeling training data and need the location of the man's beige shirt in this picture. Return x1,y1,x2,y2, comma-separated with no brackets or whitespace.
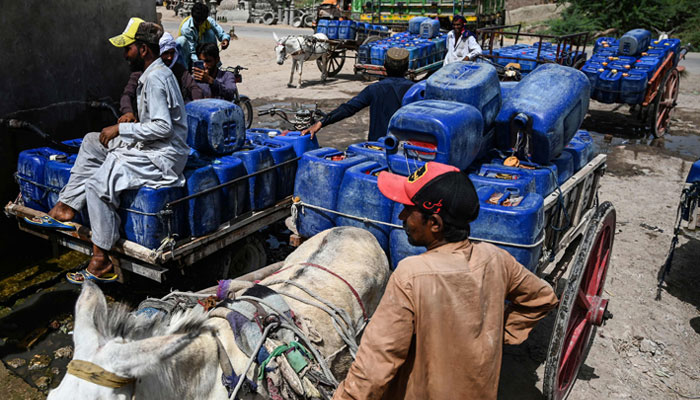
334,240,559,400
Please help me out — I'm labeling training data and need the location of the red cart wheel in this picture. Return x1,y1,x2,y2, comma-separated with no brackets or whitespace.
650,67,680,137
543,201,616,400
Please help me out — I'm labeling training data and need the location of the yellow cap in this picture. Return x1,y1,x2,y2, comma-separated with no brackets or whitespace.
598,68,605,72
611,69,618,74
622,73,629,77
624,64,631,69
504,156,520,167
602,61,608,66
109,17,145,47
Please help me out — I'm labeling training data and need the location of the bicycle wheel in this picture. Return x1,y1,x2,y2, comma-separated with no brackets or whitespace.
239,95,254,129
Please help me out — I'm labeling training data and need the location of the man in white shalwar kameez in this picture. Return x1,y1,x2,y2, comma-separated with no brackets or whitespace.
444,15,483,65
46,18,189,283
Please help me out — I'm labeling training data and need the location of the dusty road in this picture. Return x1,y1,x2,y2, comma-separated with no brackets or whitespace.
0,9,698,398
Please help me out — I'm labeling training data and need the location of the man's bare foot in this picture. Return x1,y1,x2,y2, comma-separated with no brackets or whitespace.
48,202,76,222
87,245,114,277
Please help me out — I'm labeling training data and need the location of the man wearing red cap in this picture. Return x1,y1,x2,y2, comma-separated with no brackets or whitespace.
333,162,559,399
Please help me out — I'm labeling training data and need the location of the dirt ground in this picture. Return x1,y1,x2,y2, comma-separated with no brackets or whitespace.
1,13,698,398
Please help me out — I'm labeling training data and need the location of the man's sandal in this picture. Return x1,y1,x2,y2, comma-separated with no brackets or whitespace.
24,215,76,230
66,269,119,285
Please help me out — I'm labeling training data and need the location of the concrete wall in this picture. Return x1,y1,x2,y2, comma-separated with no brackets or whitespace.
0,0,156,273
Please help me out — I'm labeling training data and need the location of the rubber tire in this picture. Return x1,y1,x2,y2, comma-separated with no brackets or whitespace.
543,201,616,400
302,14,314,28
238,95,254,129
262,12,276,25
292,16,303,28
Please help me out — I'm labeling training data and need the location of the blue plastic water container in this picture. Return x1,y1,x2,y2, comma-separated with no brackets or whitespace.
371,45,387,65
347,141,387,163
495,64,590,163
335,161,394,252
358,43,371,64
246,128,281,139
402,80,427,106
388,100,484,170
119,186,186,249
389,202,423,270
186,99,245,154
619,29,652,56
593,37,618,53
16,147,66,211
563,138,589,171
581,63,602,97
43,154,90,225
316,19,329,36
249,136,297,200
272,131,319,157
326,20,339,39
659,38,681,55
571,130,595,162
620,70,648,104
183,164,222,237
339,20,357,40
471,187,544,271
294,148,368,238
232,144,276,211
425,61,501,129
469,163,537,194
419,19,440,39
211,155,249,221
409,17,429,34
596,69,622,103
686,159,700,183
499,81,519,101
490,158,558,198
551,151,574,184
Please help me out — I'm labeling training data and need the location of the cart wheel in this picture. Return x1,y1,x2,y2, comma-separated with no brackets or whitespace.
219,234,268,279
543,201,616,400
650,67,680,138
362,35,382,45
318,49,346,77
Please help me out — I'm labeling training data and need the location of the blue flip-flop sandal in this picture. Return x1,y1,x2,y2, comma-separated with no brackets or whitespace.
66,269,119,285
24,215,76,230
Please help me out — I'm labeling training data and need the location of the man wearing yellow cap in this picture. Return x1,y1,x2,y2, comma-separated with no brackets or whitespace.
44,18,190,284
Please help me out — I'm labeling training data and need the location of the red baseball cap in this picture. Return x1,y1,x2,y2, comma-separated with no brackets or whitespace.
377,161,480,227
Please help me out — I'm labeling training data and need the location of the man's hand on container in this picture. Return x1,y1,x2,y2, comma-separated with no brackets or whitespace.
302,121,323,139
100,124,120,147
118,112,138,123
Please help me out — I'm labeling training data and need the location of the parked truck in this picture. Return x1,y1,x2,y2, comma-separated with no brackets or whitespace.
351,0,505,30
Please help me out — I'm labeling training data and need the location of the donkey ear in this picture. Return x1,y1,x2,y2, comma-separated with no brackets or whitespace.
73,281,108,354
104,332,208,377
273,32,280,43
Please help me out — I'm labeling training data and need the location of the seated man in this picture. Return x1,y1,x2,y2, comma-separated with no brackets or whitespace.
176,2,230,70
119,30,202,123
193,42,237,101
49,18,189,283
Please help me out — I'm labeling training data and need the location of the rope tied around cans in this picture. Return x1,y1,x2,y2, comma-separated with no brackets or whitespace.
291,198,546,249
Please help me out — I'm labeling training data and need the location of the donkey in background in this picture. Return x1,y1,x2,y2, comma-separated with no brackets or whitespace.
274,32,330,88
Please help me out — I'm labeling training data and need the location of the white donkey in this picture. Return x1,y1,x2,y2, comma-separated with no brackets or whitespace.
48,226,390,400
274,32,331,88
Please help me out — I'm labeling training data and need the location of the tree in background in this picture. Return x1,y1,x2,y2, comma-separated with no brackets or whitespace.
547,0,698,47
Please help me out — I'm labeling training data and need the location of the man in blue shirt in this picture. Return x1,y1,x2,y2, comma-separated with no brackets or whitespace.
176,2,231,69
302,48,414,141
